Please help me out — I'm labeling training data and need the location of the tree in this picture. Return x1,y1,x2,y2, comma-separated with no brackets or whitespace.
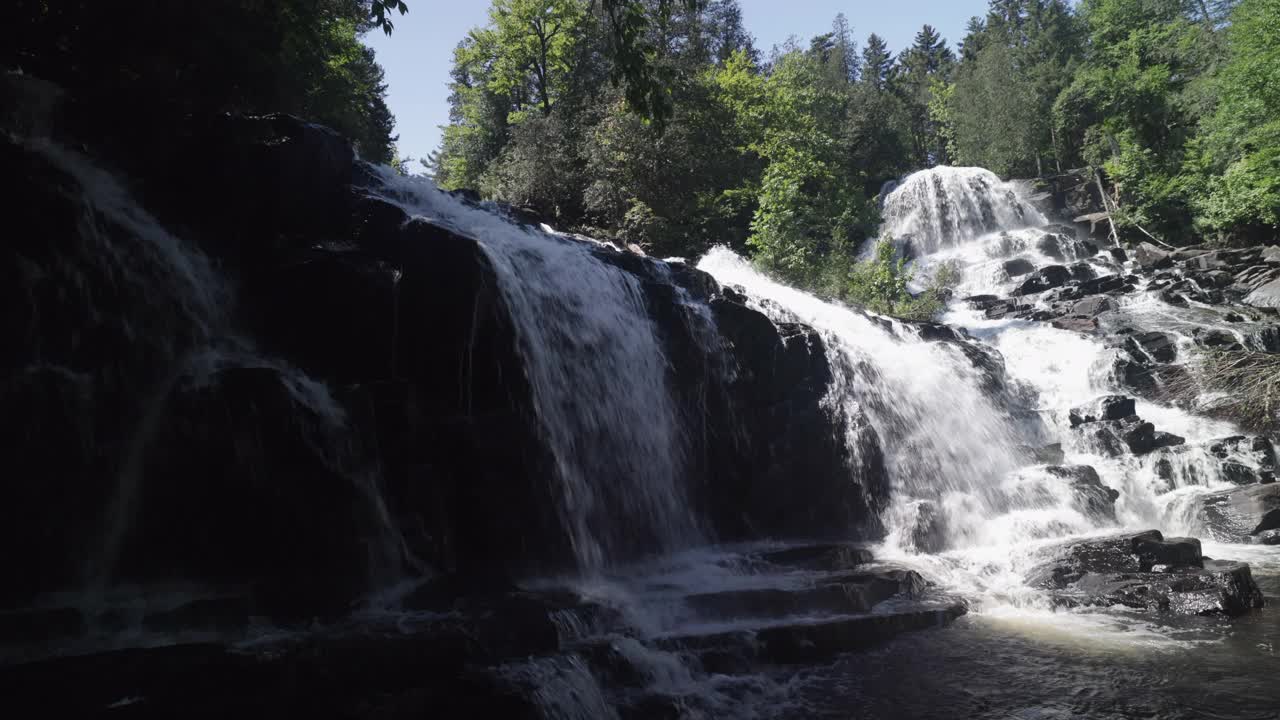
893,25,956,165
1186,0,1280,238
1053,0,1220,235
860,34,893,90
3,0,403,162
486,0,585,119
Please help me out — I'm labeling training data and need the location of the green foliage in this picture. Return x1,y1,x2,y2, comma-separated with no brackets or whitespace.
832,239,947,320
1187,0,1280,236
719,50,878,285
950,1,1082,176
891,25,957,165
431,0,1278,311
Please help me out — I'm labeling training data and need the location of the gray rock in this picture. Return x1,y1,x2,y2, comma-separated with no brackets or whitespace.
1199,483,1280,541
1072,295,1117,317
1132,242,1172,271
1245,278,1280,308
1069,395,1136,427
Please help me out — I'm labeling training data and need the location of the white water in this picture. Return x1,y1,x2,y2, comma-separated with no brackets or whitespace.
702,166,1266,626
371,171,700,570
881,166,1046,255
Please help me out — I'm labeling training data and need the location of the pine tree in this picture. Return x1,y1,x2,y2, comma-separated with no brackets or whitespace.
860,33,892,89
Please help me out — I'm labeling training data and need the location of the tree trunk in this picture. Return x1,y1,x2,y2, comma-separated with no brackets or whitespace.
536,21,552,116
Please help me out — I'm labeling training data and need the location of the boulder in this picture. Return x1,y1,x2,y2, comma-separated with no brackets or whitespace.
965,294,1002,310
1132,243,1172,271
1013,265,1071,296
1068,395,1136,427
1125,331,1178,364
1246,326,1280,352
1210,435,1278,471
1071,415,1183,456
1002,258,1036,277
1199,483,1280,542
1245,279,1280,308
1044,465,1119,520
1052,316,1099,333
1193,327,1243,351
1076,274,1130,296
1068,262,1097,282
1027,531,1263,616
985,298,1033,319
1071,295,1117,317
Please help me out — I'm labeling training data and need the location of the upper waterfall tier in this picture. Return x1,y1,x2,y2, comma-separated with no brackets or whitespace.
881,166,1047,254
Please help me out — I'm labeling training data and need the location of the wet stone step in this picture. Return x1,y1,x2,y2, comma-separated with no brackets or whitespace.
750,543,875,572
683,568,924,619
658,601,968,668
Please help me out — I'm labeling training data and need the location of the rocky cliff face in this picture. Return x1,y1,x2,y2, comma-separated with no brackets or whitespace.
2,80,888,623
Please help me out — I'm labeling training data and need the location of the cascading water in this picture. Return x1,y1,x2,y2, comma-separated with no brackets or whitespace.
370,171,700,571
880,166,1045,255
702,166,1272,625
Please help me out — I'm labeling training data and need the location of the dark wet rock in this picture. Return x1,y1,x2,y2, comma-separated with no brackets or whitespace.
663,601,968,666
1126,331,1178,364
1072,295,1117,317
754,543,875,572
1014,265,1071,296
1255,529,1280,545
1246,325,1280,352
1027,531,1263,616
0,638,541,719
1193,327,1244,351
1108,247,1128,263
0,607,86,646
1041,223,1079,239
1069,395,1136,427
964,294,1001,310
142,596,254,634
1071,415,1183,456
1210,436,1278,471
684,569,927,619
707,300,889,542
1076,274,1130,296
1068,262,1097,282
1002,258,1036,277
1199,483,1280,542
984,298,1033,319
1044,465,1119,520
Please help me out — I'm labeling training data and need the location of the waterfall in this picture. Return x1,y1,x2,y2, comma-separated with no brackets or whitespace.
16,137,414,604
704,165,1258,613
370,171,700,571
881,166,1046,255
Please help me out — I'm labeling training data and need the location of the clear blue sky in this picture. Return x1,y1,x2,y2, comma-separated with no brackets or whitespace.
364,1,987,170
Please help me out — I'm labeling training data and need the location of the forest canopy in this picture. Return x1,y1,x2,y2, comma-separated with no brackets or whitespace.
431,0,1279,312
